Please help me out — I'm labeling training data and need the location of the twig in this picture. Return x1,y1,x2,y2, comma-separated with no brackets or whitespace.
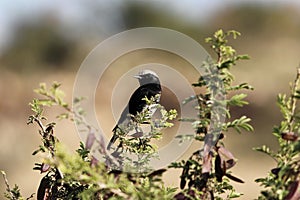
32,115,46,133
26,193,35,200
288,67,300,132
1,170,15,200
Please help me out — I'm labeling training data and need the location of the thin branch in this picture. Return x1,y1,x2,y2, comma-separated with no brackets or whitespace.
26,193,35,200
32,116,46,133
1,171,15,200
288,67,300,132
40,91,94,133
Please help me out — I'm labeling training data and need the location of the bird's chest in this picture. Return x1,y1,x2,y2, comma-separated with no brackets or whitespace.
130,93,161,120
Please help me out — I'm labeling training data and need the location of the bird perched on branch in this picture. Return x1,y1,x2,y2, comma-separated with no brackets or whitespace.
107,70,161,150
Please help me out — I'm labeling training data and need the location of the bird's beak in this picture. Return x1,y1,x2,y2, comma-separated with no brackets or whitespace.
134,74,142,79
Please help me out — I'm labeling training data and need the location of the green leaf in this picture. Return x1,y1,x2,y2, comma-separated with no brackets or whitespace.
227,93,248,107
182,95,197,105
227,30,241,39
57,113,69,120
229,83,254,91
253,145,276,158
228,191,243,198
175,134,195,144
225,116,253,133
236,54,250,60
214,29,224,39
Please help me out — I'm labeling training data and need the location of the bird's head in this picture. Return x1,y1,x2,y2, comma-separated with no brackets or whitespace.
134,69,160,86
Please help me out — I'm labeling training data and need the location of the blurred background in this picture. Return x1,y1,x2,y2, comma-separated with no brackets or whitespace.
1,0,300,199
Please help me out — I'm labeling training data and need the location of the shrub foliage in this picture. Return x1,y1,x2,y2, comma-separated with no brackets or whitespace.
2,30,299,200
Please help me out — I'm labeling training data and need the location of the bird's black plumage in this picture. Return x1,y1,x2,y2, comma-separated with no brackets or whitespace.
128,83,161,118
107,70,161,150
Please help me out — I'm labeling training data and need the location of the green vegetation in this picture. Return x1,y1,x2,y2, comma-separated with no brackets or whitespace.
169,29,253,199
2,30,300,199
255,69,300,200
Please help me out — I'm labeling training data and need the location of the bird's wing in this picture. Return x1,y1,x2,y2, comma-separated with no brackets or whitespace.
116,104,131,125
108,105,131,150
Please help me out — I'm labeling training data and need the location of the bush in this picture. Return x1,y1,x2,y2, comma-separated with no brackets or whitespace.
2,30,299,200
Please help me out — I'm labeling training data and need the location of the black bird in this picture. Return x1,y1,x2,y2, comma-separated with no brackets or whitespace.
107,70,161,150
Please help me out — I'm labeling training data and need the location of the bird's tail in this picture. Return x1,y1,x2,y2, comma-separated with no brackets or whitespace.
107,126,119,150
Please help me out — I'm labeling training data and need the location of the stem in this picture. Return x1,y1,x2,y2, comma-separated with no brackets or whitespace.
1,171,15,200
288,67,300,132
43,93,94,133
33,115,46,133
